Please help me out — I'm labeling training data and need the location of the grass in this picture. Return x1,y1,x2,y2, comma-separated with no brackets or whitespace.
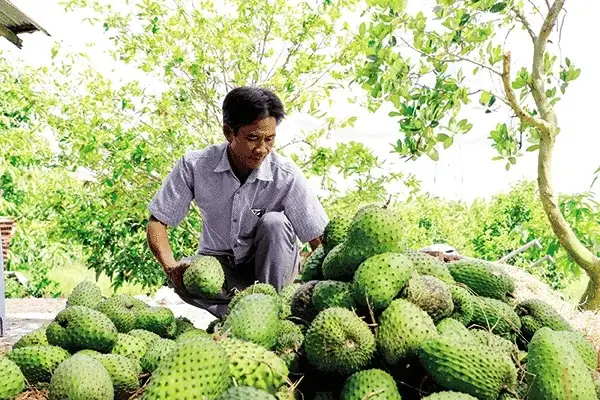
16,262,153,298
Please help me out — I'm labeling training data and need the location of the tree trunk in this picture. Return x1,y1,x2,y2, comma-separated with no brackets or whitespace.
537,131,600,309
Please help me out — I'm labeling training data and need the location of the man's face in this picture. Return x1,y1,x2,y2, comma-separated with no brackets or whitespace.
226,117,276,171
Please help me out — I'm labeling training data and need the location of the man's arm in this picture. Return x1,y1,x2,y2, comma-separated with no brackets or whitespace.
147,215,186,292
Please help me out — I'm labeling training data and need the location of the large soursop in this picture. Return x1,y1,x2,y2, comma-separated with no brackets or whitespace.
48,354,114,400
183,255,225,298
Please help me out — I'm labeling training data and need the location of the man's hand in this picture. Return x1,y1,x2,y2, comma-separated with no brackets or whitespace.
164,260,189,294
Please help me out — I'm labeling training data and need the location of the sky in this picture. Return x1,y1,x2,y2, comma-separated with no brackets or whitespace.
3,0,600,204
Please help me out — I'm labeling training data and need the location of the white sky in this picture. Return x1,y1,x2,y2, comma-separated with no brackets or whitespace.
4,0,600,203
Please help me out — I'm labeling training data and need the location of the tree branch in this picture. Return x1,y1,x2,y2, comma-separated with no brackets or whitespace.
513,8,537,42
501,52,550,134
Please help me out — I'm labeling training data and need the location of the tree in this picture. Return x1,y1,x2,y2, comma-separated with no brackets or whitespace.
353,0,600,308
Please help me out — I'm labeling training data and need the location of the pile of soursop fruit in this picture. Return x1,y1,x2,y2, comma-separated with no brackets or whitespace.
1,203,599,400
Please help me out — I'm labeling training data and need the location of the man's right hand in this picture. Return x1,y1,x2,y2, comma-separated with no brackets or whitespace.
164,260,189,294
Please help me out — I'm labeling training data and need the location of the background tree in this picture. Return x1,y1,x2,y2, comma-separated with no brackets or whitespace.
353,0,600,308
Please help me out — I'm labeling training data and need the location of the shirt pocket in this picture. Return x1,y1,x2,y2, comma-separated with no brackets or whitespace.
238,207,262,239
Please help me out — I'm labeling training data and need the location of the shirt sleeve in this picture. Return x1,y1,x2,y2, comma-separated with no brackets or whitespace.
148,155,195,227
282,165,330,243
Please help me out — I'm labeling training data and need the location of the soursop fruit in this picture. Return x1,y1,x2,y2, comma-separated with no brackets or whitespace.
404,250,455,284
46,305,118,353
290,280,320,324
67,280,103,308
218,386,276,399
300,245,326,281
312,280,356,312
0,356,25,400
377,298,438,365
175,328,212,343
228,283,279,315
448,259,515,302
275,320,304,353
418,335,517,400
323,206,405,280
140,338,177,373
448,285,475,326
183,255,225,297
6,345,70,384
470,296,521,340
142,336,230,399
223,293,281,349
323,214,352,253
516,298,572,342
173,316,196,337
13,323,49,348
421,392,478,399
352,252,414,312
526,327,596,399
95,354,141,399
470,330,519,358
340,368,401,400
128,329,161,346
135,306,177,338
217,337,289,394
552,330,598,370
95,295,141,333
304,307,376,374
111,333,148,363
48,354,114,400
436,318,472,341
403,274,454,322
279,282,301,319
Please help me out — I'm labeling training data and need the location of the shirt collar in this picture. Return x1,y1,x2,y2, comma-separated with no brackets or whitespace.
213,143,273,182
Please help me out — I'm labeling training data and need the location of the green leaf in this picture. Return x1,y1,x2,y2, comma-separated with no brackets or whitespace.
526,145,540,152
479,91,492,106
489,2,507,13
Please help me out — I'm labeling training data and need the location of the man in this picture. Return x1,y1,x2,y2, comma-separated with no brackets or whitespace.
146,86,329,317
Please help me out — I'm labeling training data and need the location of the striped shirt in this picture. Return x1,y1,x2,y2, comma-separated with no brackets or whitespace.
148,142,330,263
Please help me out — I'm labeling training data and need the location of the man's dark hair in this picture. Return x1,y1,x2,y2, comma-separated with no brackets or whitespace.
222,86,286,134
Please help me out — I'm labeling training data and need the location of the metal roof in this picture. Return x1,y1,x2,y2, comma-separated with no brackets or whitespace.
0,0,50,48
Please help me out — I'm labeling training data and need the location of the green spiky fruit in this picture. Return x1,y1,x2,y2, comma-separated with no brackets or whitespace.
340,368,401,400
111,333,148,362
404,274,454,322
312,280,356,312
323,214,352,253
421,392,478,399
67,280,103,309
404,250,455,284
377,299,438,365
418,336,517,400
46,305,118,353
135,306,177,338
95,354,141,398
436,318,472,341
552,330,598,370
183,255,225,297
279,283,301,319
526,327,596,399
274,320,304,353
447,259,515,302
6,345,70,384
218,337,289,394
175,328,211,343
48,354,113,400
470,297,521,340
0,356,25,400
223,293,281,349
140,338,177,373
470,330,518,358
95,295,142,333
304,307,376,374
448,285,474,325
142,336,230,399
173,316,196,337
217,386,276,400
300,245,326,281
228,283,279,315
323,206,405,280
352,252,414,312
13,323,49,349
128,329,161,346
516,298,572,341
290,280,319,324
